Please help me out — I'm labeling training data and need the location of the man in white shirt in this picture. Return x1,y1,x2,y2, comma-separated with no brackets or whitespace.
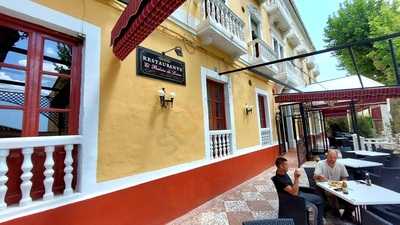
314,150,353,222
314,149,349,182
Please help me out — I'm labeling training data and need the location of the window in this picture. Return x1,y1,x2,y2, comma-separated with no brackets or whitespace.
257,91,272,146
207,79,227,130
273,37,284,59
258,95,270,129
250,17,260,40
0,15,82,138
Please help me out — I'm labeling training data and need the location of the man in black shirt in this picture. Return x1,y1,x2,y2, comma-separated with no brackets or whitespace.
272,157,324,225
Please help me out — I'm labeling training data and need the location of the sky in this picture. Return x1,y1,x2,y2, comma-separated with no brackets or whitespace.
295,0,347,82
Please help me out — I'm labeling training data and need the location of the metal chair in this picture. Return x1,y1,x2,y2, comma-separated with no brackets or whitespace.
379,167,400,192
242,218,295,225
361,208,393,225
271,177,309,225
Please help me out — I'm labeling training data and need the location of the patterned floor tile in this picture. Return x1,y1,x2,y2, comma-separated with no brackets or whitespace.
200,212,229,225
251,210,277,220
241,192,266,201
224,200,251,212
226,211,254,225
246,200,273,211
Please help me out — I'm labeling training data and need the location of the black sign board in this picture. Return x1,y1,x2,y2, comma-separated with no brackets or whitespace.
137,46,186,85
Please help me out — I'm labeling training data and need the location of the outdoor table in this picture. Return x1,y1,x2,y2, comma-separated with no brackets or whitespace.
337,158,383,168
317,181,400,224
347,151,390,157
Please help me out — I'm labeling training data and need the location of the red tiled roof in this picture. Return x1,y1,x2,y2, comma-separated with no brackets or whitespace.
111,0,185,60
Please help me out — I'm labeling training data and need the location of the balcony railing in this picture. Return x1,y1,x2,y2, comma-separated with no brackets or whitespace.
198,0,246,57
265,0,291,32
0,135,82,210
260,128,272,146
209,130,233,159
285,61,306,87
248,39,280,75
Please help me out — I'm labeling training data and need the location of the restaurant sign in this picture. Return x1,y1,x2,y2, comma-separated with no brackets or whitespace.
137,46,186,85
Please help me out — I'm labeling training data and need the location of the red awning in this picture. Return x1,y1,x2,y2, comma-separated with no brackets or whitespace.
111,0,185,60
275,86,400,103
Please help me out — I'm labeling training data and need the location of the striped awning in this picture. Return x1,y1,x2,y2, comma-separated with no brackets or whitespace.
111,0,185,60
275,86,400,103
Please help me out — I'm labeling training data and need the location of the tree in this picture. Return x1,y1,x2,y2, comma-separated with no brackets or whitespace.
324,0,399,85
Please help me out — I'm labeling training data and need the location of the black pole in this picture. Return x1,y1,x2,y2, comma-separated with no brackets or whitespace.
389,39,400,85
219,32,400,76
350,101,361,149
348,47,364,88
321,111,328,152
300,103,310,161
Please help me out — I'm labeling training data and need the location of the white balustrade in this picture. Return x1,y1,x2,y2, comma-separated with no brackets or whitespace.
203,0,245,42
43,146,55,200
261,128,272,146
0,135,81,209
0,150,9,209
248,39,278,62
209,130,233,159
352,134,395,151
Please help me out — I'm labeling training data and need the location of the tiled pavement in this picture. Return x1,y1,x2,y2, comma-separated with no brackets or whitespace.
167,150,355,225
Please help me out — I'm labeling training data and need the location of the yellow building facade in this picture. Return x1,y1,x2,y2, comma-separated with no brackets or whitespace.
0,0,318,224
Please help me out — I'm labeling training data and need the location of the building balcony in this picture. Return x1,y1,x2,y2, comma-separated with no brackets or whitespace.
264,0,291,33
197,0,247,57
306,56,315,69
286,29,301,48
295,45,308,55
248,39,280,76
276,62,306,87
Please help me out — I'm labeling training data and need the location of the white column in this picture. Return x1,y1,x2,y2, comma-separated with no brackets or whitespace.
0,149,9,209
213,135,218,159
226,134,231,154
43,146,55,200
20,147,33,207
63,144,74,195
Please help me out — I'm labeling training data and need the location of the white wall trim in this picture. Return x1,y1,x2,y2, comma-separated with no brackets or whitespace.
200,67,237,158
0,0,101,194
255,88,273,145
0,143,278,223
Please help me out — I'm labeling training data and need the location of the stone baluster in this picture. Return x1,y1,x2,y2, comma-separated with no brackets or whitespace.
43,146,55,200
227,12,233,34
226,134,231,154
213,135,218,159
216,134,222,157
209,135,214,159
215,2,221,24
63,144,74,195
360,137,365,150
20,147,33,207
221,134,226,156
0,149,9,209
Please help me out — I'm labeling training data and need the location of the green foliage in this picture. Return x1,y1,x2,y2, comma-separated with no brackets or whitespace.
327,117,349,135
324,0,400,85
357,116,376,137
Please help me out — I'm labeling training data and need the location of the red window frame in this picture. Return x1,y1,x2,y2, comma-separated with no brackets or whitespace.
0,14,82,137
258,95,267,128
207,79,227,130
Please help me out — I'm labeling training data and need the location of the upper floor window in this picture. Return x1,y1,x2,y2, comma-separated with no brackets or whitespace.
273,37,284,59
250,17,261,40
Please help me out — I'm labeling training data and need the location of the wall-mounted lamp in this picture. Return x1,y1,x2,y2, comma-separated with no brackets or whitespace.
161,46,183,57
245,104,253,115
158,88,176,108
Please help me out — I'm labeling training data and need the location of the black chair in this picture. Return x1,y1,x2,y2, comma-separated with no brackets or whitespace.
340,146,352,152
341,151,357,159
368,205,400,225
385,155,400,167
271,177,309,225
242,218,295,225
379,167,400,192
361,208,393,225
303,167,317,190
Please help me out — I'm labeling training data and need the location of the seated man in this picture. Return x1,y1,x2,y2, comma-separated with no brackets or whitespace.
272,157,324,225
314,149,353,221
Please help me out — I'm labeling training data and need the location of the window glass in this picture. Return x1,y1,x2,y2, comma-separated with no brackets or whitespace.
38,111,68,136
0,108,23,137
43,39,72,75
0,26,29,66
0,68,27,106
40,74,70,109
